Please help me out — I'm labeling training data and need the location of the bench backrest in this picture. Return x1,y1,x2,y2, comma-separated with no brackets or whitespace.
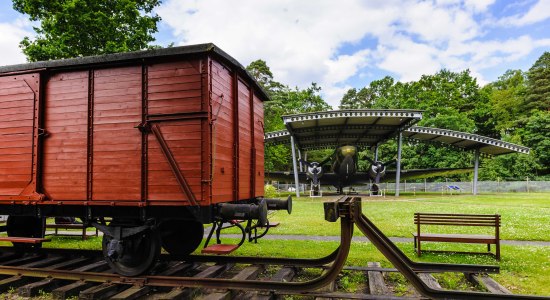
414,213,500,227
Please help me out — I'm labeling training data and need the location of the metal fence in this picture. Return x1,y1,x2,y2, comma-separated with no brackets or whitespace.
269,180,550,194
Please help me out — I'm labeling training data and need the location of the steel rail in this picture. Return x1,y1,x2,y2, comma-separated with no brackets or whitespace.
0,203,354,292
355,212,548,299
172,247,339,267
0,245,340,268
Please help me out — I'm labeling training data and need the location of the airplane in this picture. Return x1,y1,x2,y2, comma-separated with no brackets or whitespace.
266,145,473,195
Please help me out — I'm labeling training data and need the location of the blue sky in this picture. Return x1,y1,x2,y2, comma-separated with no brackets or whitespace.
1,0,549,107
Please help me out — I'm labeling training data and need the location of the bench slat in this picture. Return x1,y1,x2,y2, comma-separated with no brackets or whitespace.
415,213,499,217
412,233,497,243
414,222,499,227
415,217,499,221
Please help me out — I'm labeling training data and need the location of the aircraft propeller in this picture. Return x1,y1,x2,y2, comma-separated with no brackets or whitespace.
300,157,329,185
365,157,396,183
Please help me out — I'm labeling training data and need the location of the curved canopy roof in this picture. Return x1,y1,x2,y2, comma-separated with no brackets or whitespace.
266,110,529,156
403,126,529,155
280,109,423,150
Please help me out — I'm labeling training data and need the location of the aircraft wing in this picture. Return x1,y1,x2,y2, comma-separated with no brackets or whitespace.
265,171,344,186
265,171,308,183
385,167,474,180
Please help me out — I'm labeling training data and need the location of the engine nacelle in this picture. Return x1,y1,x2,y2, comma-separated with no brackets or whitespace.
368,161,386,180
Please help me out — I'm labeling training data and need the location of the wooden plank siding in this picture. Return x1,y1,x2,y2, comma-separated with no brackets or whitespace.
147,60,205,203
210,60,235,203
42,71,88,201
92,66,142,201
237,80,251,199
0,74,38,197
253,94,265,196
1,53,266,206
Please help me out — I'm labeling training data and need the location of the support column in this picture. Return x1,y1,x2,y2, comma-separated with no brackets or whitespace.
290,135,300,198
395,132,403,197
374,145,379,162
473,148,480,195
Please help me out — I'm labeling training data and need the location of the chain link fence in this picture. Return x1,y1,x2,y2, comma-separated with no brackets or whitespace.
269,180,550,194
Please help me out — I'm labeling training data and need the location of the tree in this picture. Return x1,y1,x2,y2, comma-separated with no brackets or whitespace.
485,70,527,135
246,59,284,96
518,111,550,174
339,76,401,109
525,52,550,112
13,0,161,61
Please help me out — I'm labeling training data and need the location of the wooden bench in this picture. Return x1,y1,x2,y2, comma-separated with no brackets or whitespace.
45,223,99,240
412,213,501,260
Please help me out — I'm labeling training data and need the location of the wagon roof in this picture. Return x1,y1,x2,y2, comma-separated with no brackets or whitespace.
0,43,269,101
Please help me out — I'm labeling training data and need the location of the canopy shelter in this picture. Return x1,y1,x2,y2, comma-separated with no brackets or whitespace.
403,126,530,156
277,110,423,197
266,110,530,196
403,126,530,195
281,109,423,150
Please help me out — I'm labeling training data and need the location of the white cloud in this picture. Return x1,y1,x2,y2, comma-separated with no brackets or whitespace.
157,0,403,107
463,0,495,13
157,0,550,107
499,0,550,26
0,18,31,66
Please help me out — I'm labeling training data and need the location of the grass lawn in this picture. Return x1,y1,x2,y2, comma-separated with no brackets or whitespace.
267,192,550,241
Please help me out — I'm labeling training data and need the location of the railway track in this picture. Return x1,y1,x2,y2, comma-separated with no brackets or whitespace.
0,247,517,300
0,197,546,299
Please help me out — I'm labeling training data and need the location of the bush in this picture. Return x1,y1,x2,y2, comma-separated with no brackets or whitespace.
264,184,277,198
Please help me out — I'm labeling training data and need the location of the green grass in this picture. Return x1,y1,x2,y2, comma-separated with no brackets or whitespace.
265,192,550,241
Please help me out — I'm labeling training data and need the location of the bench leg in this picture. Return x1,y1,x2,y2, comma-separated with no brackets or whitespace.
487,244,491,252
413,236,417,250
417,240,422,257
496,242,500,261
82,227,86,240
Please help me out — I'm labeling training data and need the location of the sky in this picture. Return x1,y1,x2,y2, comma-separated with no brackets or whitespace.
1,0,549,108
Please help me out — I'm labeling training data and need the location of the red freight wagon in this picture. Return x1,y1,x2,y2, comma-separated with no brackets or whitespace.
0,44,277,275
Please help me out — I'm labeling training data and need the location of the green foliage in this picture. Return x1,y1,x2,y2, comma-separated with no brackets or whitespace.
246,59,285,96
518,111,550,174
13,0,161,61
338,54,550,179
525,52,550,112
485,69,527,135
264,184,277,198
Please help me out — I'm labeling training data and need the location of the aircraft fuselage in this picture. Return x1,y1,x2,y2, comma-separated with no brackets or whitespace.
332,145,358,189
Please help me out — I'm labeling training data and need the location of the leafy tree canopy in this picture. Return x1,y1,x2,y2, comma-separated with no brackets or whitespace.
13,0,161,61
338,55,549,180
525,51,550,112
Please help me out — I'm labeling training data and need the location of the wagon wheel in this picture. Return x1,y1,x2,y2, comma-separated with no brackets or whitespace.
159,220,204,256
102,227,160,276
6,216,44,250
